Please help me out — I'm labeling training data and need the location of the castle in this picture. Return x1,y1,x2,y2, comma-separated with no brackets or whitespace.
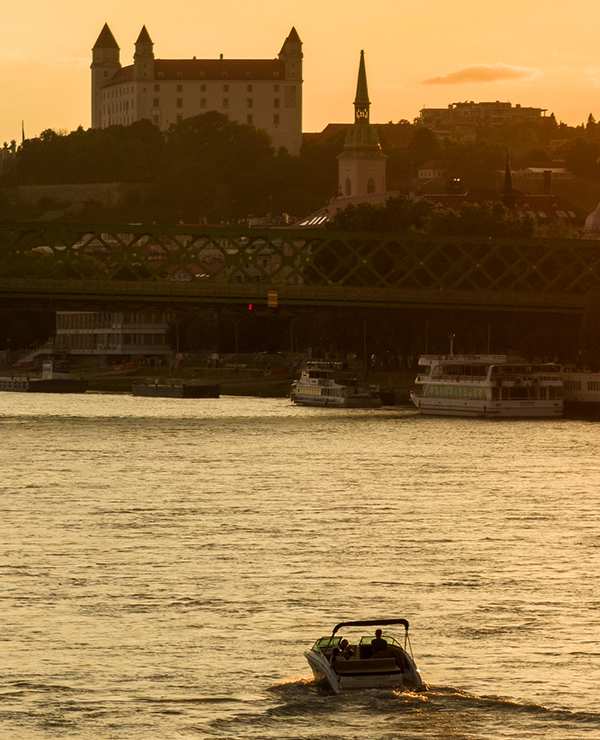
91,24,303,155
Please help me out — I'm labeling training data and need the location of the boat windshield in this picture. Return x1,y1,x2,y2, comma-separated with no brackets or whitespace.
359,634,402,648
312,636,341,650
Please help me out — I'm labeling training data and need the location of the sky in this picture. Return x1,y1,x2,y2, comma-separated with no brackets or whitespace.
2,0,600,146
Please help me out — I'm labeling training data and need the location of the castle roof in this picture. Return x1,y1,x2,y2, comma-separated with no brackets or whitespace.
286,27,302,43
93,23,119,50
136,25,153,45
105,57,286,86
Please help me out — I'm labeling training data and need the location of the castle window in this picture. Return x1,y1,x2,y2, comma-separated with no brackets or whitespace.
273,72,279,78
153,114,160,125
223,84,229,92
245,71,251,78
345,178,352,196
274,114,280,125
200,71,205,78
153,99,159,107
222,71,228,78
200,84,206,92
158,71,164,78
154,84,160,92
177,115,183,124
200,99,207,108
223,99,229,108
176,98,183,108
274,84,280,92
177,84,183,92
274,99,280,108
247,114,253,125
247,99,253,108
177,71,183,78
247,84,253,92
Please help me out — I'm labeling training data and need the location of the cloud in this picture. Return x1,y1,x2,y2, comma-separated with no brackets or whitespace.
48,56,89,69
423,64,537,85
0,47,27,63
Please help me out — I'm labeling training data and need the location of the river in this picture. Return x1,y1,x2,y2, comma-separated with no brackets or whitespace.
0,393,598,739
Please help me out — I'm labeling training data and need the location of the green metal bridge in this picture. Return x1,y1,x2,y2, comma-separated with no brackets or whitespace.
0,221,599,314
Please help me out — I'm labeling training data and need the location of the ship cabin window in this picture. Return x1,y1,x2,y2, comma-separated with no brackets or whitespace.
431,363,489,378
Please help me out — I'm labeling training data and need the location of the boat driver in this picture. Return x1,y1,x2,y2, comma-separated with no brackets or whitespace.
371,628,388,654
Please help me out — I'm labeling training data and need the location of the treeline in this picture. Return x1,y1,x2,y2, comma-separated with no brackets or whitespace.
0,114,343,224
2,110,600,223
327,195,536,237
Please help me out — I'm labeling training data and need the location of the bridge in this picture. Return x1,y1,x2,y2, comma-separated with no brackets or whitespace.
1,221,599,314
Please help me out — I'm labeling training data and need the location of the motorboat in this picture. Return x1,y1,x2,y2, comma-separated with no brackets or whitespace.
304,618,426,694
410,354,563,418
290,362,382,408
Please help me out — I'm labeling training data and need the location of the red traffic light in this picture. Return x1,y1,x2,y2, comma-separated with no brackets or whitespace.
248,303,253,311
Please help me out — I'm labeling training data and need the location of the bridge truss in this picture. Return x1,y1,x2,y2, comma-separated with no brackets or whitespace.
0,222,599,313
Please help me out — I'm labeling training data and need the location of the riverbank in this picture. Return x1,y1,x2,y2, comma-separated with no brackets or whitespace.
0,364,416,403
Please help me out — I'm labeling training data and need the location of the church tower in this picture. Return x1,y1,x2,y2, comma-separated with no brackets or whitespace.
133,26,154,81
91,23,121,129
337,51,387,197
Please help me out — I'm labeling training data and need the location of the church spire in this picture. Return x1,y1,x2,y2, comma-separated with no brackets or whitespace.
501,155,516,209
354,50,370,124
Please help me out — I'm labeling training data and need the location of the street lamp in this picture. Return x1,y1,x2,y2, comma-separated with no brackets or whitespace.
171,313,196,373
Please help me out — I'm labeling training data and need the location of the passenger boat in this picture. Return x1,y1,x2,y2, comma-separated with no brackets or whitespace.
562,370,600,419
290,362,382,408
304,618,426,694
410,354,563,418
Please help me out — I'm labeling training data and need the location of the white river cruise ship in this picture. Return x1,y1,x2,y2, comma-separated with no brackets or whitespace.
410,354,563,418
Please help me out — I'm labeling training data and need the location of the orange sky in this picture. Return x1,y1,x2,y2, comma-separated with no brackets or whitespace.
2,0,600,146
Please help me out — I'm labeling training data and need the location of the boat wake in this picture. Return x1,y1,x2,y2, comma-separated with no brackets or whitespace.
269,678,600,724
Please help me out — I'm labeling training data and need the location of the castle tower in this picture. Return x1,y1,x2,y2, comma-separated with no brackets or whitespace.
133,26,154,81
91,23,121,129
278,27,302,81
337,50,387,197
277,27,303,154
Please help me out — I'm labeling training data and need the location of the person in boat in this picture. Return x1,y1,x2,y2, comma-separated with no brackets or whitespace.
330,647,342,670
339,639,354,659
371,628,388,654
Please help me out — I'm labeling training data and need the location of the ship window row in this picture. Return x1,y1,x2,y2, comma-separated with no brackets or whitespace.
565,379,600,391
0,379,28,389
299,386,344,396
425,386,487,400
431,364,489,378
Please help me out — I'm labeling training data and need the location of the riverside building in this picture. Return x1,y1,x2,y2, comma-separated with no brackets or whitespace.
91,24,303,154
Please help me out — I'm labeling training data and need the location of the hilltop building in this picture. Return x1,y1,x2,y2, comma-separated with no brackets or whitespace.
91,24,303,154
418,101,546,140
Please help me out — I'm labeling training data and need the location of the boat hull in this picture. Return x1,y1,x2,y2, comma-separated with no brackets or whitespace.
0,378,88,393
292,394,382,408
304,649,424,694
132,383,220,398
410,392,562,418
